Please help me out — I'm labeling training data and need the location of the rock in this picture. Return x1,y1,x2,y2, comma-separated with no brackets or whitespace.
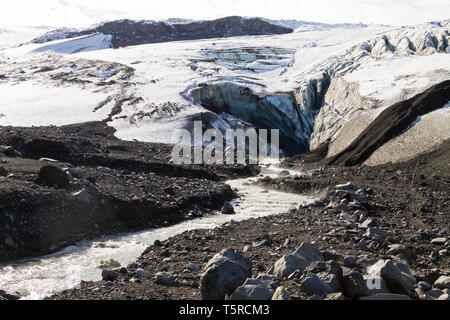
364,227,387,242
97,166,112,173
229,278,273,300
200,248,251,300
273,242,323,278
335,182,358,191
424,288,445,299
38,165,70,188
0,289,20,300
386,244,411,257
136,268,148,279
434,276,450,289
359,294,412,300
361,217,379,228
356,210,368,223
155,272,175,286
368,260,415,294
430,238,447,245
325,292,346,300
272,286,291,300
0,166,7,177
417,281,432,291
278,170,290,177
222,202,235,215
339,212,353,221
438,294,450,300
0,145,21,157
358,239,369,251
101,270,118,282
72,189,91,202
342,270,370,299
4,236,14,247
256,274,281,290
308,294,324,300
299,274,333,296
185,264,200,272
98,259,121,270
344,256,359,268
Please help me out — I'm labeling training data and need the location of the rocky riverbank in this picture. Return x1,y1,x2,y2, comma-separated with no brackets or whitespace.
0,121,258,262
46,140,449,300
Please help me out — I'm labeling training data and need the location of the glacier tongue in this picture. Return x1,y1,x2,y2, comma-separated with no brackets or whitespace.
0,21,449,160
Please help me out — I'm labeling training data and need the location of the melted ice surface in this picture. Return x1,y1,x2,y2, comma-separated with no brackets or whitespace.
0,163,313,300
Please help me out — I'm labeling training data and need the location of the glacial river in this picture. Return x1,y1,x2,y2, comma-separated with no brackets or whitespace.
0,163,314,299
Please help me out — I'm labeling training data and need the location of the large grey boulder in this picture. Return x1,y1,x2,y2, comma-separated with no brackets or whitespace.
299,274,333,296
273,242,323,278
305,260,343,293
200,248,251,300
367,260,415,294
229,278,273,300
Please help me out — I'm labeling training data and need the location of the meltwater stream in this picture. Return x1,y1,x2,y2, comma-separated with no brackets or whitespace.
0,163,314,299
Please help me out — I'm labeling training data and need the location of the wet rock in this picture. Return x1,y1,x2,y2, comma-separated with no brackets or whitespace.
154,272,175,286
342,270,370,299
359,294,412,300
200,248,251,300
38,165,70,188
279,170,290,177
434,276,450,289
273,242,323,278
101,270,118,282
222,202,235,215
271,286,291,300
0,289,20,300
299,274,333,296
229,278,273,300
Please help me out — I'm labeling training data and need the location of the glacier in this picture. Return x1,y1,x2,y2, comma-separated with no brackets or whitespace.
0,19,449,160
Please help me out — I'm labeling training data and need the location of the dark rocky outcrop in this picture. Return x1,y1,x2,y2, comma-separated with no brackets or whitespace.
32,16,293,48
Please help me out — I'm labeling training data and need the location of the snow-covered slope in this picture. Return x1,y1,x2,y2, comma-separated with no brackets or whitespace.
0,19,449,161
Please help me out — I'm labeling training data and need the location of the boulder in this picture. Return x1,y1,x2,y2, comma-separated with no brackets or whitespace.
299,274,333,296
38,165,70,188
368,259,415,294
200,248,251,300
222,202,235,215
273,242,323,278
136,268,148,279
229,278,273,300
342,270,370,298
101,270,118,282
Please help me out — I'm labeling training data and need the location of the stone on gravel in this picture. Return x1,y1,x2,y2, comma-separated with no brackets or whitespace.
326,292,346,300
361,217,379,228
359,294,412,300
336,182,358,191
185,264,200,272
136,268,148,279
417,281,432,291
299,274,333,296
154,272,175,286
430,238,447,245
200,248,251,300
229,278,273,300
256,274,280,290
434,276,450,289
272,286,291,300
101,270,118,282
38,165,70,188
222,202,235,215
273,242,323,278
364,228,387,242
342,270,370,298
368,260,415,294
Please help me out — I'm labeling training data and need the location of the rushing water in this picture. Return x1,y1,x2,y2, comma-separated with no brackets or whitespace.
0,163,314,299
